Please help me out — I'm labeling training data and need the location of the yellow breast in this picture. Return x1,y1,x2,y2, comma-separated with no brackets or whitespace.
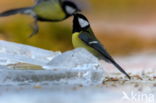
33,0,66,20
72,32,87,48
72,32,100,57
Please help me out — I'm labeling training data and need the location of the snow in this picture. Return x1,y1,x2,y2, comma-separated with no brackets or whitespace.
0,40,155,103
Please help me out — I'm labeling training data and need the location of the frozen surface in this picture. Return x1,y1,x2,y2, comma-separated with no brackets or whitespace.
0,40,156,103
0,40,105,85
0,68,104,85
0,40,61,66
45,48,100,70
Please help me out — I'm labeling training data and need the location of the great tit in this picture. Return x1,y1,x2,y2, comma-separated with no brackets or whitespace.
72,13,131,79
0,0,80,37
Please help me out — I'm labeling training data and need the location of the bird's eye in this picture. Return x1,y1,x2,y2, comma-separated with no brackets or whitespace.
78,18,89,28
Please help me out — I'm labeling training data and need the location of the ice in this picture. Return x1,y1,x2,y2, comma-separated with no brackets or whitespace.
44,48,100,70
0,87,124,103
43,48,105,85
1,40,156,103
0,40,61,66
0,83,155,103
0,40,105,85
0,69,104,85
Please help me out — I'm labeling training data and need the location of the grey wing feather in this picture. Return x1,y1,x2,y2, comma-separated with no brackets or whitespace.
34,0,43,4
34,0,50,5
34,0,61,6
79,32,112,62
0,7,32,17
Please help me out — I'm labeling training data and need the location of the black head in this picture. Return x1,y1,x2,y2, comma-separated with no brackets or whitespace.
73,13,90,33
62,0,80,16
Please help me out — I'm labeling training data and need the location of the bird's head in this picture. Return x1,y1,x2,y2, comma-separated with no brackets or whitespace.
73,13,90,33
62,0,81,16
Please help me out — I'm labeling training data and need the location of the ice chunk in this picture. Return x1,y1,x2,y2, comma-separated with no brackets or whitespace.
0,68,104,85
43,48,105,85
0,40,61,66
0,48,104,85
0,65,10,70
44,48,100,70
0,41,104,85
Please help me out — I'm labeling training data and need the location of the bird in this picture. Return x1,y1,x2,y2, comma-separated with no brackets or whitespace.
72,13,131,79
0,0,81,37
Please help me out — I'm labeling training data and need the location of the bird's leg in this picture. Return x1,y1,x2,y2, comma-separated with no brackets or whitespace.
28,18,39,38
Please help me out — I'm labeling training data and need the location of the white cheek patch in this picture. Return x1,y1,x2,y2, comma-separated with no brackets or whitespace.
66,6,76,15
78,18,89,28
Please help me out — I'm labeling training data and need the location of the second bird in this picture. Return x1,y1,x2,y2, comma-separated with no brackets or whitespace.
72,13,131,79
0,0,80,37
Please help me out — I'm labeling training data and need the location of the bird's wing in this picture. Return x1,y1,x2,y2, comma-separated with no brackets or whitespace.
34,0,62,7
79,31,131,79
34,0,44,4
79,31,112,62
34,0,55,5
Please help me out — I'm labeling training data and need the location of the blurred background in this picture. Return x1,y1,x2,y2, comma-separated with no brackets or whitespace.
0,0,156,56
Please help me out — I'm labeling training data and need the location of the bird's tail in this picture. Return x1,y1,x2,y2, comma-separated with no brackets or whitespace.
110,59,131,79
0,7,33,17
